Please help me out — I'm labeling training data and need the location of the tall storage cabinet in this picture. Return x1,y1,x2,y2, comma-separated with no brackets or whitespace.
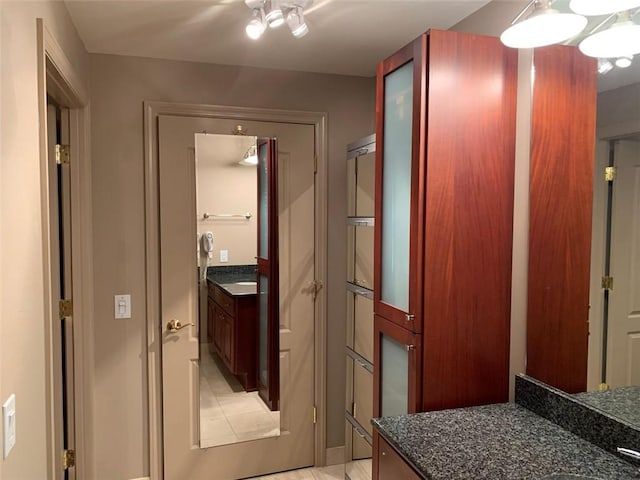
373,28,518,422
345,135,375,480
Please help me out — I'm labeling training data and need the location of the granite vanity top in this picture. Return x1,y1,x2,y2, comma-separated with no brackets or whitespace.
206,265,257,296
575,387,640,428
373,403,640,480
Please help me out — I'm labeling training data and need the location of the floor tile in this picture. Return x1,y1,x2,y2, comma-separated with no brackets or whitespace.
200,417,238,448
227,410,280,441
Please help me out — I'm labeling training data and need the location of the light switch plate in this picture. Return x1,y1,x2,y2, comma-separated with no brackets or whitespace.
220,250,229,263
114,294,131,319
3,394,16,459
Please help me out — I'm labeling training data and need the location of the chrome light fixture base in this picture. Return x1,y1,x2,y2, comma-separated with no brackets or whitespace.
244,0,312,39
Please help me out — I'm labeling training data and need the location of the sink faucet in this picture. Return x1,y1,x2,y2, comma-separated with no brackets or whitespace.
617,447,640,470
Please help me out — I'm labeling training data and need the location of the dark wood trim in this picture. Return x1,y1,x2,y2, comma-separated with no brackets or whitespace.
526,45,596,394
373,315,422,418
257,137,280,410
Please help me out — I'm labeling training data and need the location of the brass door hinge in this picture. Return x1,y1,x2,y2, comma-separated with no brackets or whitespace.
352,402,357,419
597,383,610,392
55,144,70,165
601,276,614,290
59,299,73,318
313,405,317,425
62,449,75,469
605,166,617,182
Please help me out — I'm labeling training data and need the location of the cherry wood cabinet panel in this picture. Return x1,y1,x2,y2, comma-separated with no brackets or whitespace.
526,45,597,394
373,431,422,480
421,29,517,411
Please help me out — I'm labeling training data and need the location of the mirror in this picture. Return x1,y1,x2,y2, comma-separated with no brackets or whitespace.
195,133,280,448
527,74,640,428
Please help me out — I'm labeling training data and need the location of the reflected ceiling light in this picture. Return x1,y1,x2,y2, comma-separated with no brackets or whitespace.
569,0,640,16
579,12,640,58
239,145,258,166
500,0,588,49
615,55,634,67
286,6,309,38
597,58,614,74
246,9,266,40
245,0,311,39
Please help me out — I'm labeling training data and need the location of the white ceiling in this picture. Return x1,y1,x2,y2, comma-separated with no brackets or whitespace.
63,0,492,77
64,0,640,89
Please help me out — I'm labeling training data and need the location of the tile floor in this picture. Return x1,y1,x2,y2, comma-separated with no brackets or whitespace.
251,464,345,479
200,345,280,448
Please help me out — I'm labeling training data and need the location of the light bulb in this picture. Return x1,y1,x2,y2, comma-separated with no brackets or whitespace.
597,58,614,74
246,9,266,40
501,3,587,49
615,55,633,68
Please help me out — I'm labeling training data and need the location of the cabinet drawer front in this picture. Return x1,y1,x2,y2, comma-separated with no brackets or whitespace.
213,285,235,315
376,433,422,480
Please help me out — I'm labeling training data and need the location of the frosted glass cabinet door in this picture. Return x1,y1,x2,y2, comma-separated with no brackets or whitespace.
355,227,374,289
356,153,375,217
380,61,413,313
375,315,421,417
347,156,356,217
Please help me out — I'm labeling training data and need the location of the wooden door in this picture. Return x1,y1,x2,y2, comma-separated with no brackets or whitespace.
159,115,316,479
257,138,279,410
607,139,640,387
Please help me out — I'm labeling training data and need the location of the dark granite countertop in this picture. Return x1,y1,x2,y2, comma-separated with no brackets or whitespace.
373,403,640,480
206,265,257,296
574,387,640,428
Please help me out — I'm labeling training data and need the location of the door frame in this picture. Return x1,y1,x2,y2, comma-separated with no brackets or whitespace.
143,101,328,479
36,19,94,480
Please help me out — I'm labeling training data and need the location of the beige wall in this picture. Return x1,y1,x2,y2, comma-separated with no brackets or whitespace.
90,53,374,478
0,2,89,479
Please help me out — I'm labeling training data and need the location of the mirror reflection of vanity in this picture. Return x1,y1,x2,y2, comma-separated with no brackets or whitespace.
524,46,640,432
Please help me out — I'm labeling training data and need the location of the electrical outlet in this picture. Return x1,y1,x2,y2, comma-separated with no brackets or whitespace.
220,250,229,263
3,394,16,459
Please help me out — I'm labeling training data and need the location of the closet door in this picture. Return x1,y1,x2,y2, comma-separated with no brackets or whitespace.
374,36,426,333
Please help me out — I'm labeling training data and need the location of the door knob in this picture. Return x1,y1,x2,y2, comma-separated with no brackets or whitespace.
166,319,194,333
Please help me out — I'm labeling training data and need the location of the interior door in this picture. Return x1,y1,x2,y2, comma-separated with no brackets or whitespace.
257,138,279,410
159,115,315,480
47,100,76,480
607,139,640,387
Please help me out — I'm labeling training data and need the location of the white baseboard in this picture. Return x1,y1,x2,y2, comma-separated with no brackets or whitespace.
325,445,345,466
129,477,150,480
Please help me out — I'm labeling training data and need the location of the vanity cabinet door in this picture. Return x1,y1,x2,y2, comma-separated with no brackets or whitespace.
373,315,422,417
374,37,425,333
374,431,422,480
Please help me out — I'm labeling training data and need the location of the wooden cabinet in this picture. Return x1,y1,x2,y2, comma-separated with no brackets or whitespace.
373,431,422,480
207,281,257,391
374,29,517,415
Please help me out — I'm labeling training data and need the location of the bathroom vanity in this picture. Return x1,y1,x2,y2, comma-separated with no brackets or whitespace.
372,376,640,479
206,266,258,391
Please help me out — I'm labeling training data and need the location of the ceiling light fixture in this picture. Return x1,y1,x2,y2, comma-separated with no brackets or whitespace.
239,145,259,166
245,0,311,39
246,9,267,40
578,12,640,58
500,0,588,49
615,55,634,67
286,6,309,38
597,58,614,74
569,0,640,16
265,0,284,28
